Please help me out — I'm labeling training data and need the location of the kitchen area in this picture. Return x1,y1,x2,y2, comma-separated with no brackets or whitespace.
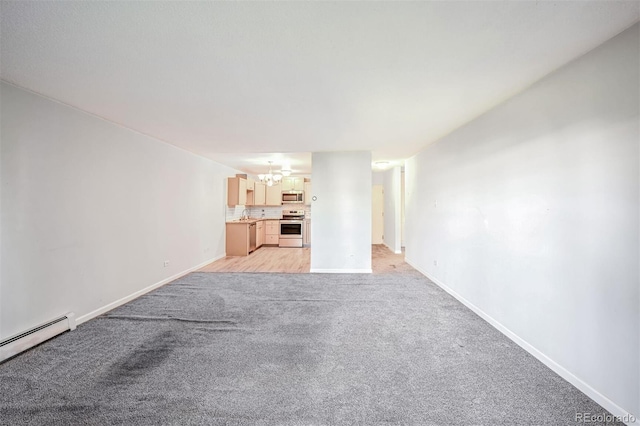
199,151,384,274
224,174,312,257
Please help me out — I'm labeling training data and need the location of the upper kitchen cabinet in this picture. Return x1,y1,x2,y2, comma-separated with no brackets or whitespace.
304,181,312,205
265,183,282,206
281,177,304,191
227,177,247,206
246,181,266,206
246,178,255,191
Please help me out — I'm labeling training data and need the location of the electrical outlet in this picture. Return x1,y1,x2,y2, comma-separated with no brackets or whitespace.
163,261,169,267
433,260,438,266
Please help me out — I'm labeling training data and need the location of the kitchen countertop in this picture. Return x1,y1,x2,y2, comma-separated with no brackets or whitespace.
226,218,280,224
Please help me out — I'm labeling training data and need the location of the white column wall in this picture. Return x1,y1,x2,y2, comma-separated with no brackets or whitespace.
310,151,372,273
405,24,639,419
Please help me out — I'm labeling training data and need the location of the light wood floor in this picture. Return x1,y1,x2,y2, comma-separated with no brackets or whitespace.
199,246,310,273
198,244,412,274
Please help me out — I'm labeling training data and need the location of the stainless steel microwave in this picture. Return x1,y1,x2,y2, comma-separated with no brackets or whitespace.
282,191,304,204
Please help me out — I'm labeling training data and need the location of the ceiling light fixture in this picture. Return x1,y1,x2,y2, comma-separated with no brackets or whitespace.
258,161,282,187
374,161,390,169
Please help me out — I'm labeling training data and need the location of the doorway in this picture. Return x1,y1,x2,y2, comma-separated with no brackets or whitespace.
372,184,384,244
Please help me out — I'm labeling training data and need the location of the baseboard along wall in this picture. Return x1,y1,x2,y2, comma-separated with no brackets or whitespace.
404,258,638,426
75,254,225,326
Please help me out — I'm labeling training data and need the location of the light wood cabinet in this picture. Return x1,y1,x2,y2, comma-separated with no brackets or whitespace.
265,219,280,245
247,182,266,206
265,183,282,206
282,177,304,191
254,182,266,205
304,181,312,205
281,177,293,191
227,177,247,206
256,221,265,247
304,219,311,245
246,178,255,191
227,220,271,255
226,222,252,256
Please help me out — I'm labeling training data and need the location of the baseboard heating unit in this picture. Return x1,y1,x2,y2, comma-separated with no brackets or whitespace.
0,313,76,363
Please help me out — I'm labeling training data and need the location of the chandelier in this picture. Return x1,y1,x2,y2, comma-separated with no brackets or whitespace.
258,161,282,187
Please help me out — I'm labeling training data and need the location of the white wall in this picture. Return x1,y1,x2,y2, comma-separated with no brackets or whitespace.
310,151,372,273
0,82,240,339
405,24,639,419
372,171,384,185
383,166,402,254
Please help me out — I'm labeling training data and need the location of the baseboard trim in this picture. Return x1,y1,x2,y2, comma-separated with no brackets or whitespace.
310,268,373,274
382,242,402,255
405,257,638,426
75,254,225,326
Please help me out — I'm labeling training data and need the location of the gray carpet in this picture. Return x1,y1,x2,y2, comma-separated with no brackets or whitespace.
0,271,618,425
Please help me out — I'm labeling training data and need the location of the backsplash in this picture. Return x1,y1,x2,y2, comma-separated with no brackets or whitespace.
226,205,248,221
299,204,312,219
249,206,282,219
255,204,311,218
225,204,311,221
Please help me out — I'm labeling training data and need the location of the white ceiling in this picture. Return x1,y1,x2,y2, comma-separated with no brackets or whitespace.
1,2,638,175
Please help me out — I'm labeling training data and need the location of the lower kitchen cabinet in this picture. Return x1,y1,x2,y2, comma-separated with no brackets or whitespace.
226,222,257,256
303,219,311,246
256,221,265,248
265,220,279,245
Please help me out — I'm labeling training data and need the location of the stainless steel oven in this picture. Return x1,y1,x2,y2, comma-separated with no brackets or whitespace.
279,210,305,248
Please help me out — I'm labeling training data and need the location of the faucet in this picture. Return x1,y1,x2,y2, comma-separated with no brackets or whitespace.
241,208,250,221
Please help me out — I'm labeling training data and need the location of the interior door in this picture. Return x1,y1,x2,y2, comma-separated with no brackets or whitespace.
372,185,384,244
